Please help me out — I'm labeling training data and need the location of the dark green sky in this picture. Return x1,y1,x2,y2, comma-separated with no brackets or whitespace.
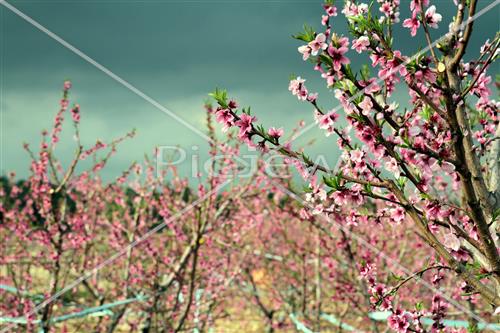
1,0,498,180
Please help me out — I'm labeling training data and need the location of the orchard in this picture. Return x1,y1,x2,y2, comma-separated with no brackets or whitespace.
1,0,499,332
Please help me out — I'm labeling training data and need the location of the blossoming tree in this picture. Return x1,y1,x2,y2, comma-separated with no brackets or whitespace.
210,0,500,331
0,83,301,332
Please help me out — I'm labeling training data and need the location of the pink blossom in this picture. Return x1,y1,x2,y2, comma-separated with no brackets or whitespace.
432,272,444,285
322,72,336,87
385,157,400,178
388,309,411,333
359,96,373,115
330,190,349,206
410,0,428,13
452,249,469,262
408,126,420,136
288,76,305,92
63,80,72,91
336,36,350,48
480,39,491,54
327,44,350,71
346,211,358,226
71,104,80,123
298,45,311,60
424,5,442,29
228,99,238,109
305,184,327,203
390,207,405,223
315,110,339,136
299,207,312,220
235,113,256,138
201,3,498,322
443,231,460,251
352,36,370,53
379,0,400,23
268,127,284,139
424,201,443,221
342,1,368,17
403,14,420,36
359,78,381,94
289,77,309,101
321,15,329,26
308,33,328,56
370,51,384,67
359,263,375,278
470,73,491,98
377,51,407,90
323,4,337,17
349,149,364,163
306,92,318,102
297,88,309,100
215,108,234,132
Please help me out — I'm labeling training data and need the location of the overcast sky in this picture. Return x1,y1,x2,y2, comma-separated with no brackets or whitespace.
1,0,498,180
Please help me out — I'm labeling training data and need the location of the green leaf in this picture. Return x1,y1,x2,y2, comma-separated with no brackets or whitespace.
360,64,370,81
419,192,432,200
301,153,313,166
390,272,404,281
344,64,356,82
420,105,432,121
491,208,500,223
415,302,423,311
292,24,316,43
181,187,191,203
397,177,407,190
209,88,228,108
323,174,342,190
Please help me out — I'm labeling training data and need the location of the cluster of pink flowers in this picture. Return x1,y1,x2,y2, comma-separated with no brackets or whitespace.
314,109,339,136
298,33,328,60
288,76,311,101
387,309,412,333
351,35,370,53
215,107,235,132
70,104,80,123
378,0,400,23
235,113,256,141
210,98,260,147
206,0,500,331
403,2,441,36
342,1,368,18
51,96,69,145
328,36,351,71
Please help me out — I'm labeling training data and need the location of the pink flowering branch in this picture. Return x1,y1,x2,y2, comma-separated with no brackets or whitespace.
381,265,452,302
461,35,500,99
450,0,478,68
209,2,500,324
